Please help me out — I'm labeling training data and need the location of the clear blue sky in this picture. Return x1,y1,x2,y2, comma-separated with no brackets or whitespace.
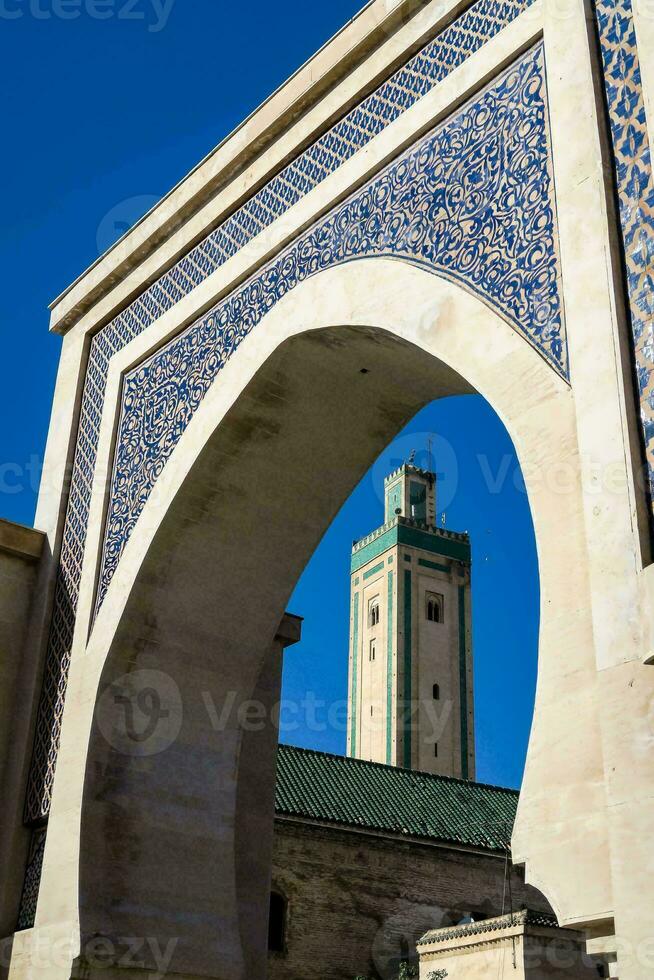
0,0,539,789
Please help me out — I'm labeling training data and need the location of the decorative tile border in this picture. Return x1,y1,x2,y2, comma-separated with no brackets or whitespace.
349,592,360,758
403,568,413,768
418,558,451,573
386,570,394,765
16,828,46,932
595,0,654,507
458,583,470,779
23,0,542,830
100,45,561,609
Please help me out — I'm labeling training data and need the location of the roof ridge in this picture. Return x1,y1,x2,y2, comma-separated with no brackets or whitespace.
417,909,560,946
277,743,520,796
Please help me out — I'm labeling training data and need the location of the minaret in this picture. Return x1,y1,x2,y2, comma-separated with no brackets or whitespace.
346,462,475,779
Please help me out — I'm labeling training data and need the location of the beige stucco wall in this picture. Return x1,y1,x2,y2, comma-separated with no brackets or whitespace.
414,549,473,778
418,914,600,980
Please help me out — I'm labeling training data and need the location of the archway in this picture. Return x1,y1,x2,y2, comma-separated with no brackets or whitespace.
29,260,603,979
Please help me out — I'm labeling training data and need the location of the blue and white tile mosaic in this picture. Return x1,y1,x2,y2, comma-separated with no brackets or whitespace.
16,829,46,932
596,0,654,502
99,44,562,604
24,0,541,827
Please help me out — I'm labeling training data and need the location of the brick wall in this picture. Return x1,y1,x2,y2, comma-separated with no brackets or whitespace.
268,818,551,980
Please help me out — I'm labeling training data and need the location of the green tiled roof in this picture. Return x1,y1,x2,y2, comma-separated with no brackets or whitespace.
275,744,517,852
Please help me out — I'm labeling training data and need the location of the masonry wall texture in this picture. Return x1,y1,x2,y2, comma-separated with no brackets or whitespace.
0,549,39,801
0,523,44,816
268,818,550,980
0,523,44,936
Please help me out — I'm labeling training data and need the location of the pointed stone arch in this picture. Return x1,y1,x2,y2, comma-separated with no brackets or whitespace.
29,261,602,978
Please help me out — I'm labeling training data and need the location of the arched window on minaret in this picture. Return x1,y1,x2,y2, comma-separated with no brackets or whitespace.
433,683,440,701
426,592,444,623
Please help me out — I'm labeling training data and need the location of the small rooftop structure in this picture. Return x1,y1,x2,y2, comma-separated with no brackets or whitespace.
417,909,598,979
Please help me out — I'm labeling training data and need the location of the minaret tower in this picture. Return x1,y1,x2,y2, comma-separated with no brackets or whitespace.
346,462,475,779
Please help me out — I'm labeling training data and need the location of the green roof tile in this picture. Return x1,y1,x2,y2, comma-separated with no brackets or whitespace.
274,744,517,852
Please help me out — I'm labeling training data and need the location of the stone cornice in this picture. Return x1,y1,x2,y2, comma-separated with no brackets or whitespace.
352,516,470,555
418,909,564,947
0,519,45,563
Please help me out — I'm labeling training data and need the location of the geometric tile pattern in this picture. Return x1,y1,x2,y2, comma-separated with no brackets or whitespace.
99,44,562,604
595,0,654,509
16,828,46,931
24,0,539,826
